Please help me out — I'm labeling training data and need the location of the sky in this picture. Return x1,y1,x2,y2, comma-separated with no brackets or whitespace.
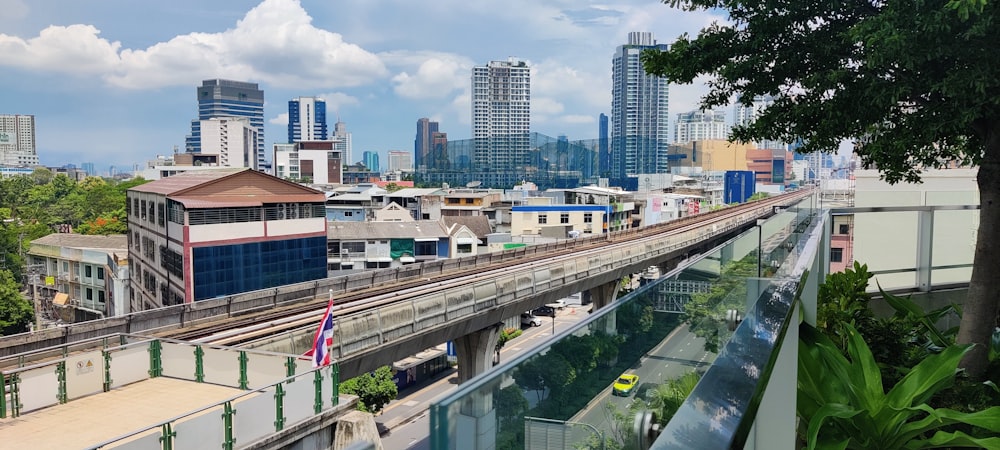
0,0,729,175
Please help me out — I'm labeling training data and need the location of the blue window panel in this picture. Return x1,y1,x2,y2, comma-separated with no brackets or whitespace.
192,236,327,301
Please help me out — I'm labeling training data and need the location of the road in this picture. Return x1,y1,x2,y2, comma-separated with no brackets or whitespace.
567,326,714,432
377,307,714,450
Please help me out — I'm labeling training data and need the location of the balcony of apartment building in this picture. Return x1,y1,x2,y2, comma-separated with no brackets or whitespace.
430,192,977,449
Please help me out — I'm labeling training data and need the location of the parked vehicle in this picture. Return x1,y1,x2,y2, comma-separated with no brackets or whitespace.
546,298,567,309
532,306,556,317
521,312,542,327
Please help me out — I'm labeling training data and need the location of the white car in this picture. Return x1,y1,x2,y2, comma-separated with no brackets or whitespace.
546,298,567,310
521,313,542,327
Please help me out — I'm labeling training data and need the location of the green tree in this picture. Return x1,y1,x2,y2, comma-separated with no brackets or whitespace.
384,183,404,193
645,0,1000,378
682,257,756,353
747,192,769,202
0,269,33,336
338,365,398,414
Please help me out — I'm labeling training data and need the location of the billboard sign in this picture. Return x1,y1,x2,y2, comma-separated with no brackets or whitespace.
0,132,14,144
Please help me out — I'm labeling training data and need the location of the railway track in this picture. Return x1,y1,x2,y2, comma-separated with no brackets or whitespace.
173,189,813,346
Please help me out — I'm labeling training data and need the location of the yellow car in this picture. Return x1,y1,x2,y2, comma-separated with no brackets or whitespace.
612,373,639,396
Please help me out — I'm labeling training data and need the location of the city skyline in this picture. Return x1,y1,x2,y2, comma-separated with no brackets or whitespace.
0,0,724,174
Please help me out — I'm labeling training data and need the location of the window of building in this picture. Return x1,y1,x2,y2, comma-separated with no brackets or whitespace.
86,288,93,300
157,203,166,227
839,224,850,234
830,247,844,263
344,211,354,217
415,241,437,256
538,214,548,224
98,290,105,304
457,244,473,254
560,213,570,224
140,200,147,220
97,267,104,280
85,266,92,278
584,213,593,223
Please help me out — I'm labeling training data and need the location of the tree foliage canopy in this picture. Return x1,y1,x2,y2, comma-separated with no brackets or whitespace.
338,365,398,414
645,0,1000,378
644,0,999,183
0,269,33,336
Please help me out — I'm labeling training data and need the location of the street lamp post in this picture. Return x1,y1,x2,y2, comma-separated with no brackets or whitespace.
756,219,766,278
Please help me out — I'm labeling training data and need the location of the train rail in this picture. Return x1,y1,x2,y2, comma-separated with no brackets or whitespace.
177,189,814,346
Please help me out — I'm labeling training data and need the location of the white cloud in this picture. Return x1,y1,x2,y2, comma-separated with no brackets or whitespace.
269,113,288,125
0,0,388,90
559,115,595,125
532,60,609,111
0,24,121,74
316,92,360,113
533,97,565,116
381,50,473,100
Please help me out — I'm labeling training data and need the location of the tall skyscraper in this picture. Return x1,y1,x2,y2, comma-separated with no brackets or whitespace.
0,114,38,166
734,94,786,150
199,117,259,169
415,118,439,170
472,57,531,170
674,109,729,144
333,120,352,165
288,97,328,142
185,80,265,168
611,32,670,181
362,151,380,172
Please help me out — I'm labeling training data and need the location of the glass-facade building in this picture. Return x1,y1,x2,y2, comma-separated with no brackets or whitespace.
192,236,327,300
415,132,601,189
186,79,266,168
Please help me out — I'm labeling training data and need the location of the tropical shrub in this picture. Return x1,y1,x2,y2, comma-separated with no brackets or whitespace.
798,322,1000,449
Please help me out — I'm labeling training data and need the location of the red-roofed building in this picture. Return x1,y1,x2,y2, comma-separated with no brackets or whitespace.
126,168,327,307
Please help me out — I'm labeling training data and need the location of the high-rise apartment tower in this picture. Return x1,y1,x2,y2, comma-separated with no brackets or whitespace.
288,97,328,142
674,109,729,144
472,57,531,171
611,32,670,181
0,114,38,166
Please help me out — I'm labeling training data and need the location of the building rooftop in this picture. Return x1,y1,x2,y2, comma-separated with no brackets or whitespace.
30,233,127,251
442,216,492,238
387,188,445,198
327,220,449,240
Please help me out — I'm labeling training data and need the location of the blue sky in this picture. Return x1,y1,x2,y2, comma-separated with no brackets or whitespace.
0,0,726,175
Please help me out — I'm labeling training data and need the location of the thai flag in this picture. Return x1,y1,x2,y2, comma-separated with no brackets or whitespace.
309,300,336,368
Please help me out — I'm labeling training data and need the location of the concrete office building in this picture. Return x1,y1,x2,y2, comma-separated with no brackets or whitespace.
273,141,343,185
199,117,259,169
126,168,327,307
388,151,413,172
185,80,265,168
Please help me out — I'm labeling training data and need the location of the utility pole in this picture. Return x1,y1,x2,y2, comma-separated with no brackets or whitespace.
26,264,44,331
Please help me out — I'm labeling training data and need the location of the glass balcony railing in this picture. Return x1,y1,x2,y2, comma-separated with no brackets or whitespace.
430,196,978,450
430,197,823,450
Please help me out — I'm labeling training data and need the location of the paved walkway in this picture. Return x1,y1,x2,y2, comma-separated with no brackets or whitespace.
0,377,243,448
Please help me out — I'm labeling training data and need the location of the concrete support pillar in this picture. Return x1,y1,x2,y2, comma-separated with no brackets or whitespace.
588,280,621,335
587,280,621,311
456,390,496,450
454,323,501,384
333,410,384,450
